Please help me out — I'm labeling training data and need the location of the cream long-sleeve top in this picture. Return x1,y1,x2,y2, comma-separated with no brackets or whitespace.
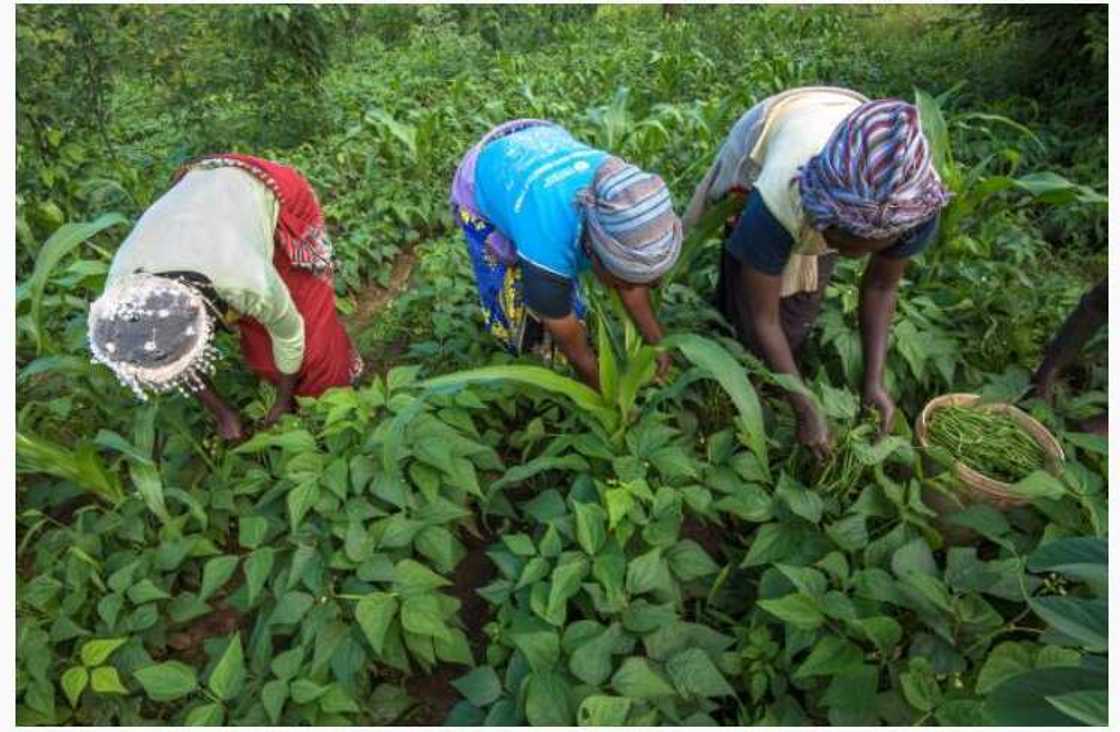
106,167,305,374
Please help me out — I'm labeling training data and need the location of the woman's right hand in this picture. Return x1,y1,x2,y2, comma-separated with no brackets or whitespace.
796,406,833,462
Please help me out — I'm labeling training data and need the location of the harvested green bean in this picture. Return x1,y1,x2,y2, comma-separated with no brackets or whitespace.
927,405,1046,483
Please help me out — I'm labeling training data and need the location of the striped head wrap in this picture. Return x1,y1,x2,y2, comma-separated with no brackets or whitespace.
88,274,222,401
798,99,950,240
578,157,682,284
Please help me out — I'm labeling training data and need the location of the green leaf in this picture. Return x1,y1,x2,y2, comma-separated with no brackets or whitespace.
290,678,329,704
269,591,314,626
199,555,239,602
133,661,198,702
573,502,606,556
434,628,474,666
287,482,319,532
945,504,1011,546
452,666,502,707
578,695,632,726
900,658,941,712
794,635,863,679
239,516,269,549
79,638,126,668
663,333,768,473
821,665,879,716
501,533,536,557
984,665,1108,726
596,313,620,402
126,579,170,604
89,666,128,694
61,667,87,708
184,702,224,726
1027,537,1107,589
261,680,288,724
270,648,303,682
423,366,617,431
626,547,672,596
854,616,902,655
207,633,245,701
777,475,823,524
243,548,274,606
892,537,938,578
401,594,451,641
826,514,869,551
27,212,129,353
666,648,735,698
713,485,773,522
1011,470,1067,500
666,539,719,581
509,616,560,673
546,557,588,623
975,642,1034,695
775,564,828,598
742,522,801,567
489,454,591,495
393,559,451,596
569,624,619,686
355,593,399,655
757,593,824,631
611,657,676,699
1027,596,1107,651
320,684,360,714
524,671,573,726
1045,690,1108,726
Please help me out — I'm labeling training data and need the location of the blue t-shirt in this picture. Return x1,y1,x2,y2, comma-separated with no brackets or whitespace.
726,189,939,276
474,125,609,280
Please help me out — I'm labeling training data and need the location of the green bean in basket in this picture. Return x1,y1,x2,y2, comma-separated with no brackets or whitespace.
926,405,1046,484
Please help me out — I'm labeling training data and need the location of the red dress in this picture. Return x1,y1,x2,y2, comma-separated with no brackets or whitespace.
172,154,362,397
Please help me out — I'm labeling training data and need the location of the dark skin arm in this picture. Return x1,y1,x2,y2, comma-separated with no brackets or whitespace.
858,254,907,438
196,377,245,442
614,281,672,380
740,265,832,460
541,313,601,391
262,372,299,428
1032,278,1108,402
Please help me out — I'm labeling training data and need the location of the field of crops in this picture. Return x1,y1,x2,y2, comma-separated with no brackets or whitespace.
15,5,1109,727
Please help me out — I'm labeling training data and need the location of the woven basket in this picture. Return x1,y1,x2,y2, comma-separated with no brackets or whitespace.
915,393,1065,512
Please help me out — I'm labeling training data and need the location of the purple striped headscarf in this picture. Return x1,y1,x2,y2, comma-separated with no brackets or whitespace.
798,99,950,240
579,157,682,284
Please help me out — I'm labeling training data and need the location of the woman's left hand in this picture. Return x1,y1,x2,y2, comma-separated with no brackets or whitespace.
862,383,896,440
262,397,294,429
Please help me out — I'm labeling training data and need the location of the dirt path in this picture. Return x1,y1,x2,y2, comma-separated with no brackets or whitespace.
345,249,418,337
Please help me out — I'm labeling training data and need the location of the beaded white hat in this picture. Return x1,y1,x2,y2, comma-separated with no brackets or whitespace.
88,273,222,400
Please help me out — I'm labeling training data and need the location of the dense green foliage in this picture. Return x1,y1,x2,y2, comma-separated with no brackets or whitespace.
16,5,1107,726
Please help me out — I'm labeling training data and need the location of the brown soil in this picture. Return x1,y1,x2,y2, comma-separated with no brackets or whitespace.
342,248,418,382
680,514,726,562
167,604,244,665
345,250,417,337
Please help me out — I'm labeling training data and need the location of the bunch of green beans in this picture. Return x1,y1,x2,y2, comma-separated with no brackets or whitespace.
927,405,1046,483
815,421,876,497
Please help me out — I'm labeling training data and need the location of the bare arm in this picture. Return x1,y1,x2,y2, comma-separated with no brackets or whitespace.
541,313,600,391
681,160,721,234
1033,278,1108,400
196,377,245,442
262,372,300,427
741,265,831,458
858,254,907,435
616,283,672,381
